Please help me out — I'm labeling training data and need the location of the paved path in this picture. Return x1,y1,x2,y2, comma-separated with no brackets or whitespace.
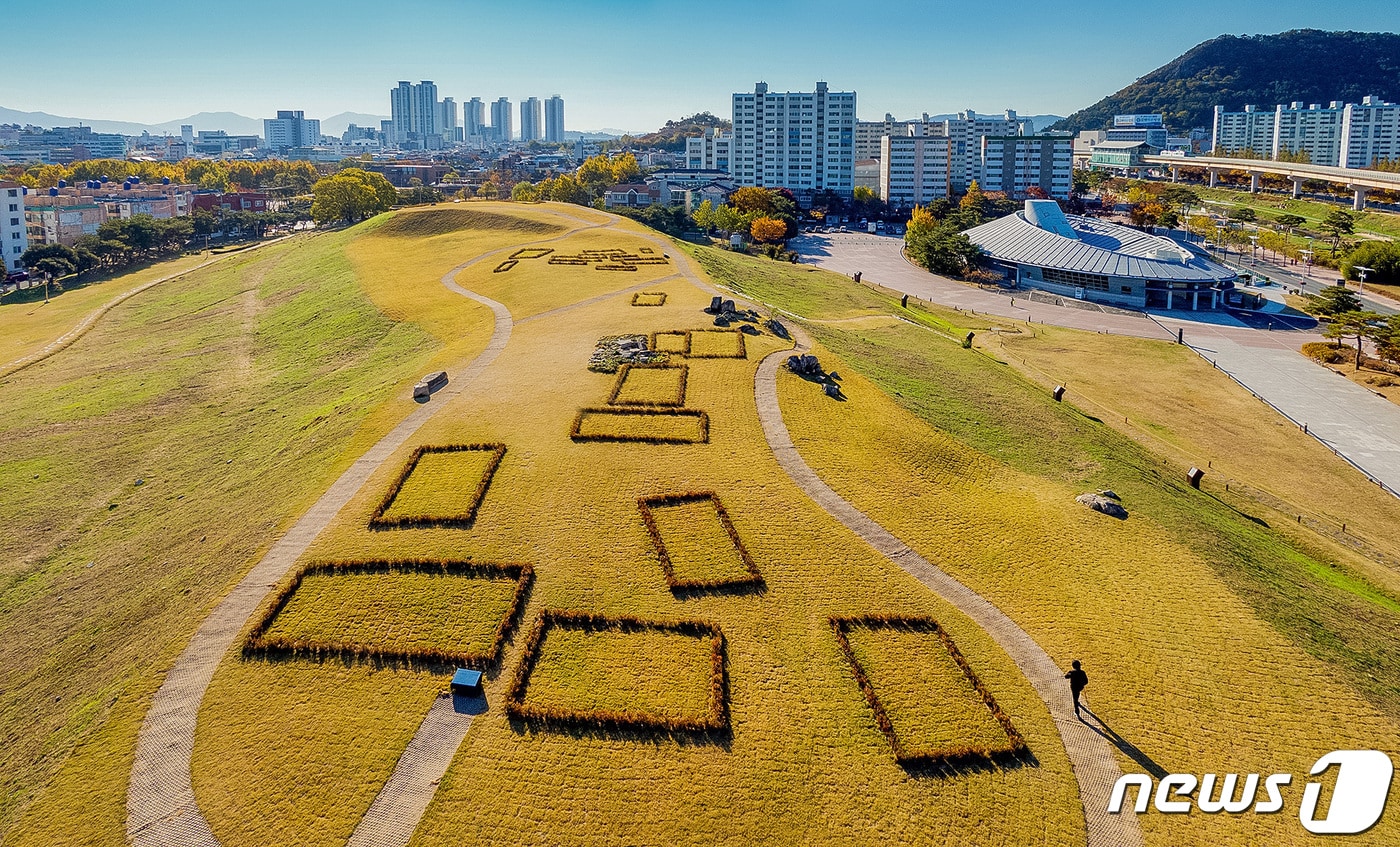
125,213,605,847
752,323,1142,847
0,238,292,381
797,232,1400,495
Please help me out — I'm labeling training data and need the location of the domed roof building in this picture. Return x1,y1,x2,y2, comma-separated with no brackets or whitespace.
965,200,1236,311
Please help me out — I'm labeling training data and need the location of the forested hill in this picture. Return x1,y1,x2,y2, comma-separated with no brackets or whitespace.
1051,30,1400,133
629,112,732,151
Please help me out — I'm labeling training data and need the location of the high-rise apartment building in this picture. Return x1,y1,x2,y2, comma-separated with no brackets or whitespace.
1211,104,1277,157
390,81,441,148
879,131,951,206
1342,96,1400,168
1,181,28,269
685,129,733,170
464,98,486,139
490,98,514,142
855,114,934,160
941,110,1021,192
545,96,565,143
439,97,459,143
262,110,321,151
978,135,1073,199
729,81,856,197
520,97,543,142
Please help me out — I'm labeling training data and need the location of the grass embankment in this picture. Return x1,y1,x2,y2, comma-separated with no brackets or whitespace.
1195,184,1400,240
1,204,595,845
0,251,212,367
194,222,1082,846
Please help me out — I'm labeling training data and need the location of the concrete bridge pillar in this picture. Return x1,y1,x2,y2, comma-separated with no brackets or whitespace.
1170,166,1179,184
1208,168,1219,188
1351,185,1368,211
1249,172,1261,193
1291,177,1304,199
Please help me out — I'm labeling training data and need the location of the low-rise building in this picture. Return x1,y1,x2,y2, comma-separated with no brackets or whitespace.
966,200,1236,311
1,181,28,268
1087,140,1161,172
602,183,658,208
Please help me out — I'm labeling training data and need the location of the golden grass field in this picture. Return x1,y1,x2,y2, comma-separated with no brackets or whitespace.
376,447,503,525
6,201,1400,847
610,363,687,406
262,570,519,657
645,496,750,585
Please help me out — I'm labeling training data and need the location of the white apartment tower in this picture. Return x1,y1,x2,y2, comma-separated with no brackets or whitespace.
544,96,565,143
978,135,1073,199
1342,96,1400,169
464,98,486,140
729,81,856,197
879,131,952,207
390,81,441,147
685,129,733,170
520,97,543,142
1211,105,1275,156
1272,101,1345,165
942,110,1021,193
262,110,321,151
490,98,514,142
1,182,28,270
439,97,459,143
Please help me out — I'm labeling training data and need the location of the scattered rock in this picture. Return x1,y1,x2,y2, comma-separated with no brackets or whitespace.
1099,489,1120,501
713,314,731,327
588,335,667,373
1076,493,1128,520
134,478,145,487
766,318,790,339
739,324,761,335
823,382,843,399
705,295,723,314
787,354,823,376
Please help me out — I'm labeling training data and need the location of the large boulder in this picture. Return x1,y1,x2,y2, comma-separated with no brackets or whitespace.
1075,493,1128,520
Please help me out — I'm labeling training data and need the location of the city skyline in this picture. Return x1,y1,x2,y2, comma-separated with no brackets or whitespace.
9,0,1400,134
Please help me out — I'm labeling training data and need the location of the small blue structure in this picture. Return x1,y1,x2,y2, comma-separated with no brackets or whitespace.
450,668,483,697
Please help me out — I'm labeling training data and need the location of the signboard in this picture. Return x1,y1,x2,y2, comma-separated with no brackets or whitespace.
1114,114,1164,128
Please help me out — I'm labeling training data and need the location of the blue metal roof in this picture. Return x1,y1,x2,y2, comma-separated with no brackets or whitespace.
966,206,1237,283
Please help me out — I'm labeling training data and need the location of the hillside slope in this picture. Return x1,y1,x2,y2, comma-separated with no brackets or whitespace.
1052,29,1400,132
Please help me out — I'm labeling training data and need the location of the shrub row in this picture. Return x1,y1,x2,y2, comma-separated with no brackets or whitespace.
631,292,668,306
243,559,534,670
636,492,763,592
493,260,518,273
686,329,747,359
509,247,554,260
369,443,507,529
828,615,1028,770
504,609,729,735
605,363,689,408
569,408,709,444
595,263,639,272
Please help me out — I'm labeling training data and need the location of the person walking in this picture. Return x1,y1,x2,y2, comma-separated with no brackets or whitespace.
1065,660,1088,717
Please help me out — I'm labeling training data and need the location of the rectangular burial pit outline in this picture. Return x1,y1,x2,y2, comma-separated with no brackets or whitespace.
631,291,668,307
570,408,708,444
637,492,763,593
243,559,534,670
504,609,729,736
369,443,507,529
829,615,1028,770
685,329,747,359
606,363,689,408
650,330,691,356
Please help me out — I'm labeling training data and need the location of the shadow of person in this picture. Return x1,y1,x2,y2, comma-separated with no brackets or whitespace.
1079,706,1168,779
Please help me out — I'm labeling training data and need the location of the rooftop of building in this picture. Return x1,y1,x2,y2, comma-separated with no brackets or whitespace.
966,201,1236,283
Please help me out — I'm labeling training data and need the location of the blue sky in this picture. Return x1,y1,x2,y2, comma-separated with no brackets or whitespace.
10,0,1400,131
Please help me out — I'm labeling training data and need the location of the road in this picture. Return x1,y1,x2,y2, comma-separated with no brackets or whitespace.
793,231,1400,495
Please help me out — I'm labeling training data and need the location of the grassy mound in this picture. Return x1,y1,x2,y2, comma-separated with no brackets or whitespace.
374,207,565,238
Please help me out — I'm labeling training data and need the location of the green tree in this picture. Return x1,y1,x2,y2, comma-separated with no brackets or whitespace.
691,199,716,232
310,168,396,224
1275,213,1306,230
711,203,745,235
1321,210,1355,255
1372,314,1400,365
1226,206,1256,223
1341,240,1400,284
22,243,79,285
511,181,540,202
1323,310,1382,370
958,180,986,223
905,213,982,277
1311,284,1363,317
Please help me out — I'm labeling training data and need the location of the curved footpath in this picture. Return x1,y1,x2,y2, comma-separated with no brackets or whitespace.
752,322,1143,847
1,238,290,381
125,215,601,847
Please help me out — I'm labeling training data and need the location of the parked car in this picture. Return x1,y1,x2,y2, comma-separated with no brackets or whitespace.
4,270,28,283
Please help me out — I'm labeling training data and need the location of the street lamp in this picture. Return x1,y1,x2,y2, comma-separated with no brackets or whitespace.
1249,234,1259,265
1354,265,1375,294
1300,249,1314,279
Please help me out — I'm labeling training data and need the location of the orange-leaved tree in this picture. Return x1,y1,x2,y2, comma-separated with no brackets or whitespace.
750,216,788,243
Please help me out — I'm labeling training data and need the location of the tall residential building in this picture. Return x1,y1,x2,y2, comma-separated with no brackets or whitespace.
1342,95,1400,168
855,114,933,160
439,97,459,143
940,110,1021,193
1272,101,1346,165
389,81,441,147
1,181,28,269
262,110,321,151
520,97,543,142
181,124,194,145
729,81,856,197
978,135,1073,200
685,129,733,170
490,97,514,142
544,96,565,143
879,131,952,207
1211,105,1275,156
464,98,486,139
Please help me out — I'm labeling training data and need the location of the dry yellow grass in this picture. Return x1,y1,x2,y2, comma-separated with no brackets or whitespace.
776,342,1400,846
517,624,715,720
376,447,501,525
571,407,708,442
652,330,690,354
610,364,687,406
262,570,519,657
845,626,1013,756
687,328,747,358
646,496,750,584
189,229,1082,846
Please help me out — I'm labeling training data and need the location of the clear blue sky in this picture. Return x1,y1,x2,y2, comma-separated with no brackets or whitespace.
10,0,1400,131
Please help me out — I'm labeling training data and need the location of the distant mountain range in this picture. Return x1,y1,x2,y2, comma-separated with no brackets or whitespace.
0,107,393,138
1051,29,1400,133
